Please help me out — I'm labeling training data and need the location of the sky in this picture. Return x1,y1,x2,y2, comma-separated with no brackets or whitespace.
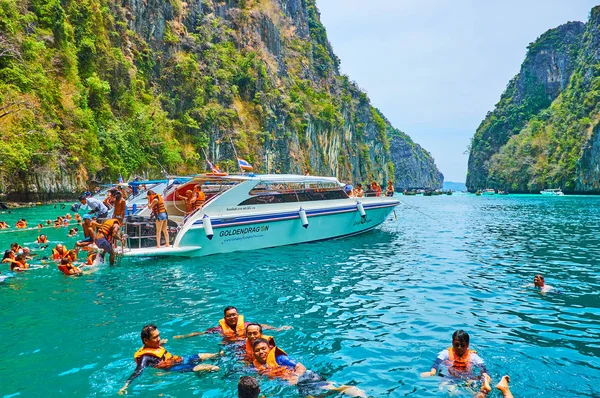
316,0,598,182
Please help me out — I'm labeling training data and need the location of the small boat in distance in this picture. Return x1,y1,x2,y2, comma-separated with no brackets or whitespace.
540,188,564,196
481,189,495,195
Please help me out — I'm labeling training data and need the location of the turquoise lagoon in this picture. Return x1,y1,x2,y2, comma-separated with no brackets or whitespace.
0,195,599,397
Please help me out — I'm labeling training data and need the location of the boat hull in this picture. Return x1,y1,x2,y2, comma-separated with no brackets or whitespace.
124,201,398,257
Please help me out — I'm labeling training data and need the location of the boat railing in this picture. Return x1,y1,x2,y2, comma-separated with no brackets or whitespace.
123,215,179,249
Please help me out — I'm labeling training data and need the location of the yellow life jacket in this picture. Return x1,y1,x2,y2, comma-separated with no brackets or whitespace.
133,346,182,368
253,346,293,380
193,191,205,210
52,246,68,260
218,315,246,340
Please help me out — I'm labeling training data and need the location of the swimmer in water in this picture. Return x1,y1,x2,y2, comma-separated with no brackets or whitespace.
57,257,82,276
533,274,553,293
421,330,492,397
243,323,276,362
118,324,220,394
238,376,260,398
68,227,79,237
251,339,366,397
11,254,29,271
174,306,290,341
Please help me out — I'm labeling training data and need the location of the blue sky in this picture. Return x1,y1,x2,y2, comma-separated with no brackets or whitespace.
316,1,598,182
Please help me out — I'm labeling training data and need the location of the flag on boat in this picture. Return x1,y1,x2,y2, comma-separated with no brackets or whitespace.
237,158,253,171
207,159,221,174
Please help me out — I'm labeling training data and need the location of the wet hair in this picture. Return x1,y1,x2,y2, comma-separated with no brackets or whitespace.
141,324,158,343
238,376,260,398
252,338,270,350
3,250,14,260
534,274,544,281
224,306,238,315
452,330,470,346
60,258,70,265
10,243,19,249
246,323,263,334
15,254,26,262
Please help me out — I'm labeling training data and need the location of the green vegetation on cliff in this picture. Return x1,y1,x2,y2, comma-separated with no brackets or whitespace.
0,0,442,198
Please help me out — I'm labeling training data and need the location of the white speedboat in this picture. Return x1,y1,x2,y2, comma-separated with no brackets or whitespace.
540,188,564,196
122,174,400,257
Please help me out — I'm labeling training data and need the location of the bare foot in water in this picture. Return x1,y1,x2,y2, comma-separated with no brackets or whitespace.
475,373,492,397
496,375,514,398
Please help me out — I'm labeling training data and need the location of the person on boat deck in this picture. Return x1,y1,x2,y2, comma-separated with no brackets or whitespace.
371,181,382,196
118,324,219,395
174,306,289,341
252,339,366,397
78,194,109,219
193,185,206,210
52,243,69,260
95,218,122,266
11,254,29,272
112,191,127,223
57,257,82,276
147,190,170,248
76,215,97,248
533,274,553,293
243,323,276,362
103,189,115,210
385,181,395,197
176,189,196,215
421,330,493,398
351,184,364,198
238,376,262,398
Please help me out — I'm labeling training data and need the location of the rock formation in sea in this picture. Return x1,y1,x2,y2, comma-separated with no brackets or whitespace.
0,0,442,200
467,6,600,193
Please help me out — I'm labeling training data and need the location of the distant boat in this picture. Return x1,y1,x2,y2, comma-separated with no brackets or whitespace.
475,190,481,196
423,190,433,196
446,189,453,195
540,188,564,196
498,190,509,195
482,189,495,195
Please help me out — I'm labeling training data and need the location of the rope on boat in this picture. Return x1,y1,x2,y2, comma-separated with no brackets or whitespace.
399,200,438,222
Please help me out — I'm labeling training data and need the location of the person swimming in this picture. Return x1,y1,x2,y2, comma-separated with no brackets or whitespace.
533,274,553,293
251,339,366,397
57,257,82,276
118,324,220,394
421,330,494,397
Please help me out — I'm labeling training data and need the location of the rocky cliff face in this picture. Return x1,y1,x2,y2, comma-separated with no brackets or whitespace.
467,21,585,191
0,0,442,201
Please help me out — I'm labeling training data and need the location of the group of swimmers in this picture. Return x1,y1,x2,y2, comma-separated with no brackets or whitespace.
119,306,367,397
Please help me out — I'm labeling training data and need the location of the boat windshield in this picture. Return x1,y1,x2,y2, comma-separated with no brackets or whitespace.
238,181,348,205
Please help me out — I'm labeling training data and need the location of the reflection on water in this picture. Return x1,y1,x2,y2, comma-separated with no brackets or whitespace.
0,196,599,396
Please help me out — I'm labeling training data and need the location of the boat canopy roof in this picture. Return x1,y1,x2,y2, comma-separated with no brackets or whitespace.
172,173,343,185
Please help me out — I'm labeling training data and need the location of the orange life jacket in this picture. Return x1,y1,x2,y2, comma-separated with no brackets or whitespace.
150,194,166,215
133,346,182,368
11,261,28,271
15,221,27,228
193,191,205,210
52,246,69,260
447,347,476,369
253,346,294,380
97,219,120,239
58,264,79,275
37,236,47,243
245,335,275,361
87,252,97,265
219,315,246,340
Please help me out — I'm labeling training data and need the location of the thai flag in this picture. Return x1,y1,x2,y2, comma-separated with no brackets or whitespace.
237,158,253,171
207,159,221,174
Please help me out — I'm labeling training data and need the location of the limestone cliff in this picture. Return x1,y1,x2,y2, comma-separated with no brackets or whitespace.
0,0,442,200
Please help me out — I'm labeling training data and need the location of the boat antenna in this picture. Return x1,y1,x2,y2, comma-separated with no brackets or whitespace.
155,160,168,178
229,134,244,174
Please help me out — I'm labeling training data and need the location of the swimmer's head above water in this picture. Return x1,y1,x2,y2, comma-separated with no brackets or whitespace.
451,330,470,357
224,306,239,328
140,324,161,348
533,274,545,288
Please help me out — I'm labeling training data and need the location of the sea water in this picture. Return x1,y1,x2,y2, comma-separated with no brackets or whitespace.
0,195,599,397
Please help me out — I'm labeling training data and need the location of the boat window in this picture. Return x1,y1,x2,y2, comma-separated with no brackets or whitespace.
238,181,348,205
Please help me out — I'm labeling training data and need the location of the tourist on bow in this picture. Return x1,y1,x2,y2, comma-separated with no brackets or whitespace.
370,181,382,196
251,339,366,397
176,189,196,215
351,183,364,198
78,194,109,219
146,190,169,248
192,185,206,211
118,324,219,395
385,181,395,196
76,215,97,248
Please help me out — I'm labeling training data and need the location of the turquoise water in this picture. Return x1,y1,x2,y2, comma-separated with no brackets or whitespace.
1,195,599,397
